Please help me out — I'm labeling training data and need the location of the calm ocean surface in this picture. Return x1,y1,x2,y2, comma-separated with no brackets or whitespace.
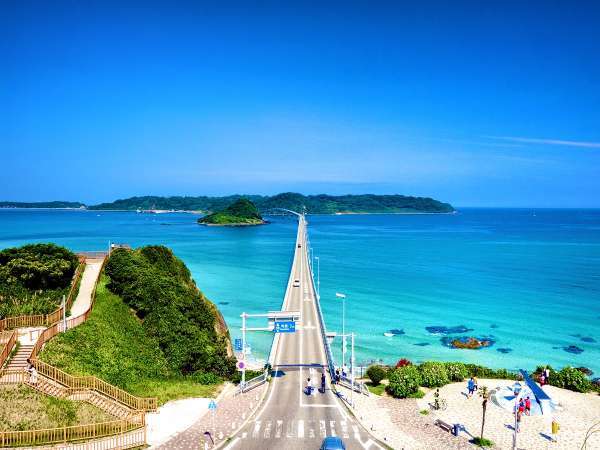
1,208,599,375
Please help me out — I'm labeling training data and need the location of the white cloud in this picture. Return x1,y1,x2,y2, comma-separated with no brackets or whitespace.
488,136,600,149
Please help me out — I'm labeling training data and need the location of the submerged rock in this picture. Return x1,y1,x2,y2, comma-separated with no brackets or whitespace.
563,345,584,354
388,329,405,335
490,323,499,329
414,342,430,347
581,336,596,343
441,336,495,349
497,347,513,354
426,325,473,335
218,301,230,305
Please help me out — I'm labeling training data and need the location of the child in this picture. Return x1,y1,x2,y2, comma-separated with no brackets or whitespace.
525,397,531,415
516,410,522,432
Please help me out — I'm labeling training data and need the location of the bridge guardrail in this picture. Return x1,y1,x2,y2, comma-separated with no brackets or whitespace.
304,221,337,379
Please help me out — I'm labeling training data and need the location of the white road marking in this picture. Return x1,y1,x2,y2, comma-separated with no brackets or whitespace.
329,420,337,437
286,420,295,438
275,420,283,438
252,421,261,438
319,420,327,437
308,421,315,438
341,420,349,438
263,420,272,438
241,432,247,439
297,419,304,438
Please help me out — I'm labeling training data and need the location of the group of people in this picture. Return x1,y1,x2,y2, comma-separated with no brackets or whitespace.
466,376,479,397
305,372,327,396
539,367,551,386
514,396,532,432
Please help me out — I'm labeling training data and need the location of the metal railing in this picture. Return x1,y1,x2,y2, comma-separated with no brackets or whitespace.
304,221,337,379
238,370,269,395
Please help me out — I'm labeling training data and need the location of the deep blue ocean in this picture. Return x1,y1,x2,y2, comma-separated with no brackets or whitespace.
1,208,598,375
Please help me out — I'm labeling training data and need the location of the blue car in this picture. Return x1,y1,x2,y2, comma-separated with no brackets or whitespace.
320,436,346,450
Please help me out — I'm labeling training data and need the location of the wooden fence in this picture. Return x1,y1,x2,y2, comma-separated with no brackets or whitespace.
0,330,17,369
0,261,84,333
0,415,144,448
31,360,157,411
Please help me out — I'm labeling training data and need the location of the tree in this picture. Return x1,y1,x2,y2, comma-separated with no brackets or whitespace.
477,386,491,445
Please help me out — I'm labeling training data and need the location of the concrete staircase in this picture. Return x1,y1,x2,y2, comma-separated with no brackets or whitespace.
5,344,33,370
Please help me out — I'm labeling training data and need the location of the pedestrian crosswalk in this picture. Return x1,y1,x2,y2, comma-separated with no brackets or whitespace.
241,419,359,441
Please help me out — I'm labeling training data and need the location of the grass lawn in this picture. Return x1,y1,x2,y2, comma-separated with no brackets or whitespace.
40,277,221,405
366,382,386,396
0,385,114,431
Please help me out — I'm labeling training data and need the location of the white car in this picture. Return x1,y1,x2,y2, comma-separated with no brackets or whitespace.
293,279,300,287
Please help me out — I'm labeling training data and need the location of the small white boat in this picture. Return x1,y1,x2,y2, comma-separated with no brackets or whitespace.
383,332,394,337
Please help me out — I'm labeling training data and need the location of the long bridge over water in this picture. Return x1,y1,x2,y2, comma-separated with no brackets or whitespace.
225,213,382,449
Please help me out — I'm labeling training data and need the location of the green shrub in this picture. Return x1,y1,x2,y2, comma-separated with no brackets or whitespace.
231,369,264,385
366,365,387,386
407,389,425,398
464,363,518,380
386,366,421,398
551,367,592,393
419,362,449,387
0,243,79,316
445,362,468,382
472,437,494,447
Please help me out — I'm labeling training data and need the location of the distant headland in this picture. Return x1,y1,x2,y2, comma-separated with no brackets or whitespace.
1,193,454,214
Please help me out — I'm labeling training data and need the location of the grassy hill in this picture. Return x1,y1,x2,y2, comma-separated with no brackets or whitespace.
198,198,265,226
0,244,79,317
40,245,235,404
0,201,84,209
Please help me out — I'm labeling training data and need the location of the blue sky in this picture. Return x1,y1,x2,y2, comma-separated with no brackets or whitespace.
2,1,600,207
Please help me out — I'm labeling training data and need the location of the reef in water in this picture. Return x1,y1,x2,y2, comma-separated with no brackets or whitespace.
497,347,513,354
490,324,499,329
388,329,405,335
219,301,230,305
426,325,473,335
581,337,596,343
441,336,495,349
563,345,584,354
414,342,430,347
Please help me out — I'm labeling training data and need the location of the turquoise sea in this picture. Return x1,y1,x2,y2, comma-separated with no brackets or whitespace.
0,208,599,375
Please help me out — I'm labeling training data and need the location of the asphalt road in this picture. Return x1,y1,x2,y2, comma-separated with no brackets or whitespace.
224,216,382,450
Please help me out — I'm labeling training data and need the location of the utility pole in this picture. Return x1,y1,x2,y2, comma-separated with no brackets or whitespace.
315,256,320,298
336,293,347,369
62,295,66,331
351,332,355,408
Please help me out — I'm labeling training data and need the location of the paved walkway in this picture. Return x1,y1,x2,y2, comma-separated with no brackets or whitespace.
337,384,472,449
417,379,600,449
153,383,267,449
70,259,103,317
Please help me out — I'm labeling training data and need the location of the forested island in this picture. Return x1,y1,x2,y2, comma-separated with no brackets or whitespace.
88,192,454,214
0,201,85,209
198,198,265,226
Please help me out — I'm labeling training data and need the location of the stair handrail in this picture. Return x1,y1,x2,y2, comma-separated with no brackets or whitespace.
32,358,157,411
0,330,17,369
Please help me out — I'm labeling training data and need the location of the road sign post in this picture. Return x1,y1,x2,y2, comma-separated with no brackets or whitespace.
274,321,296,333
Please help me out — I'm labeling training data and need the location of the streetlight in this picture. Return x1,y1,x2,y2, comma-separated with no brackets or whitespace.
335,292,347,369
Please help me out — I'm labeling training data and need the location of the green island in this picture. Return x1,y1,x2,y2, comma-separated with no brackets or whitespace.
5,192,455,214
198,198,265,226
0,201,84,209
38,245,237,404
0,244,79,317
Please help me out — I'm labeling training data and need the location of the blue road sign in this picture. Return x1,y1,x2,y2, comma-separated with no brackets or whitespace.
208,400,217,411
274,321,296,333
234,338,243,351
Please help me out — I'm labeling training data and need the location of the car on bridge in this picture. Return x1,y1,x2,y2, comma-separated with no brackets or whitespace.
293,279,300,287
320,436,346,450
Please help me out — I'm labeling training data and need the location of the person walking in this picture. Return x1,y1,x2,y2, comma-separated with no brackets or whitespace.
551,417,560,443
26,359,38,384
544,367,551,384
516,409,523,433
320,372,326,393
525,397,531,415
467,377,475,397
540,373,546,386
306,377,313,396
473,376,479,391
335,368,341,383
